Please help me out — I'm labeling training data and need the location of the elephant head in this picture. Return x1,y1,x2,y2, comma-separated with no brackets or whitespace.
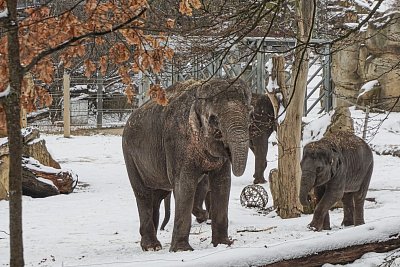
299,141,341,206
189,78,252,176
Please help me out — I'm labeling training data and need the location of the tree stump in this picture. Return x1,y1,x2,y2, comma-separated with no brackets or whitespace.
0,127,77,200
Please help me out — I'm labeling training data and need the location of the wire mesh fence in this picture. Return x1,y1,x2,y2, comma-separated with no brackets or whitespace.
27,91,134,133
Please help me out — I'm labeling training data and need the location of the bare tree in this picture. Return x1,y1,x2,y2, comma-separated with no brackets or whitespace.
0,1,200,265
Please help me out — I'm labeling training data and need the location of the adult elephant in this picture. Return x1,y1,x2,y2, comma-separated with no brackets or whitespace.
122,78,253,252
160,93,275,229
299,131,374,231
249,93,275,184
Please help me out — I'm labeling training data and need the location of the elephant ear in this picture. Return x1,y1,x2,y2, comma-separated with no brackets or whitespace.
189,103,202,137
330,147,342,177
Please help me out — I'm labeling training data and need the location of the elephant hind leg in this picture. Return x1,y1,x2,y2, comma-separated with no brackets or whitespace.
135,191,162,251
353,165,373,226
341,192,355,226
125,156,162,251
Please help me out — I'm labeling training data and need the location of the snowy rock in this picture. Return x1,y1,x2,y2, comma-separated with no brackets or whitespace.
331,10,400,111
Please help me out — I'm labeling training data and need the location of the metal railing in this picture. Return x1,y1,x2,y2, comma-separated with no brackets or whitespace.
136,37,333,116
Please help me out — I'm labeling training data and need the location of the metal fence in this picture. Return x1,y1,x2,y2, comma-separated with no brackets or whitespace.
136,37,333,115
27,37,333,132
28,76,135,133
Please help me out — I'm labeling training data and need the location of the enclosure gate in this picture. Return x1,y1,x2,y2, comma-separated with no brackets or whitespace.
137,37,333,116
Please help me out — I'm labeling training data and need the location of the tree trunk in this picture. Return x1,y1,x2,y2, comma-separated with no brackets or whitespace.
5,1,25,266
270,0,316,219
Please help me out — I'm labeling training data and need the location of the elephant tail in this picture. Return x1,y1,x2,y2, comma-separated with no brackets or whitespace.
160,192,172,230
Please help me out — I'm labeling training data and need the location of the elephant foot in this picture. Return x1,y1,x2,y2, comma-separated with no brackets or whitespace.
170,241,194,252
212,236,234,247
141,238,162,251
308,221,323,232
253,177,267,184
322,224,331,230
193,209,209,224
354,219,365,226
341,220,354,227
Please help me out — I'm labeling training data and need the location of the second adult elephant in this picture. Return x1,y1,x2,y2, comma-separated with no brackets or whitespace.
249,93,275,184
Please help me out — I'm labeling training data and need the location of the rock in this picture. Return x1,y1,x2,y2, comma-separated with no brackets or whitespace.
366,13,400,55
324,106,354,136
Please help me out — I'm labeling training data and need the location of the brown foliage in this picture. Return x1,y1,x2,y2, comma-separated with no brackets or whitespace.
0,0,201,110
148,84,168,106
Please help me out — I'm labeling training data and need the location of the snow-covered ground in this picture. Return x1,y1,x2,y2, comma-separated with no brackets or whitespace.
1,107,400,267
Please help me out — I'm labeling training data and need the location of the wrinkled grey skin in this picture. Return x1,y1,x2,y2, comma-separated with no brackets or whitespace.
122,78,252,252
299,131,374,231
160,93,275,228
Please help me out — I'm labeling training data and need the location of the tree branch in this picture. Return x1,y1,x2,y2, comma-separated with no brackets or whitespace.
23,7,148,74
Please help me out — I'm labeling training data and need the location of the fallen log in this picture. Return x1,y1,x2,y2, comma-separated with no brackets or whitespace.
22,157,78,196
264,233,400,267
0,127,78,200
22,167,59,198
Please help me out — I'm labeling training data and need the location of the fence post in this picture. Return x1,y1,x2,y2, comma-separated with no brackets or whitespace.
362,105,370,140
63,72,71,138
97,72,103,128
256,40,265,94
323,44,333,111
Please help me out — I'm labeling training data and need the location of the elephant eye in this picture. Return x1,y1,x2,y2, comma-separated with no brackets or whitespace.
208,115,218,127
316,167,323,173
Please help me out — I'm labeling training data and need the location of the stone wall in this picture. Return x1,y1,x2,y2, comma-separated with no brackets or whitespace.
332,11,400,111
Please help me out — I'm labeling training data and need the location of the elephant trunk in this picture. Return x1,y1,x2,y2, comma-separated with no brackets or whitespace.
222,110,250,177
229,139,249,176
299,171,316,206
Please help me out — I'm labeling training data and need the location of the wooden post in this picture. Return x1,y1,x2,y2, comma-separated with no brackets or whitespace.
256,40,265,94
96,72,103,128
63,72,71,138
20,108,27,128
362,105,370,140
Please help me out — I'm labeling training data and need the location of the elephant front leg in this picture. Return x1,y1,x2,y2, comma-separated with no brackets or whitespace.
209,163,233,247
250,135,268,184
170,177,197,252
309,189,342,231
315,186,331,230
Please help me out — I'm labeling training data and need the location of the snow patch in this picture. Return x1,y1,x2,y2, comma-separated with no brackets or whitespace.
0,8,8,18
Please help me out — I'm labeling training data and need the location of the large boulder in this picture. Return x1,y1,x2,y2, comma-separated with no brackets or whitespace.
365,13,400,55
332,11,400,111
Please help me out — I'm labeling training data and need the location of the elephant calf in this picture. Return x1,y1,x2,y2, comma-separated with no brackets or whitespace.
299,131,373,231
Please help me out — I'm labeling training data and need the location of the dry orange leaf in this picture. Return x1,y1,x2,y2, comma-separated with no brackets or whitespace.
148,84,168,106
